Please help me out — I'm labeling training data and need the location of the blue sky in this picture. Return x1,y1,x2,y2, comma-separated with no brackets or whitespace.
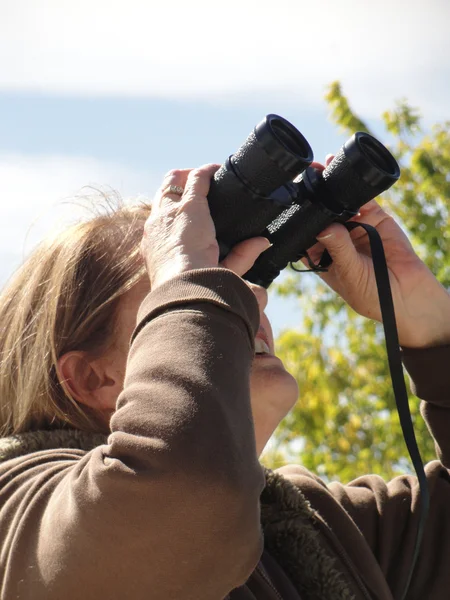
1,0,449,336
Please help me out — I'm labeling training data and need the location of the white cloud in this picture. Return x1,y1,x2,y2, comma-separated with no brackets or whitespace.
0,154,158,286
1,0,449,119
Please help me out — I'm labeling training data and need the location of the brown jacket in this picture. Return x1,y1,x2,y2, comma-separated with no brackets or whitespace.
0,269,449,600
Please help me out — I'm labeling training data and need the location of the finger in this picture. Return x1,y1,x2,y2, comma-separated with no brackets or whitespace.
351,199,386,222
354,199,380,213
310,161,325,172
316,223,361,278
153,169,191,210
183,164,221,201
220,237,271,277
347,200,393,242
325,154,334,167
300,240,326,265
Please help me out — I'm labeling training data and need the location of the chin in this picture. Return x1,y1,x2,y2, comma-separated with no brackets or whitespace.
250,355,299,413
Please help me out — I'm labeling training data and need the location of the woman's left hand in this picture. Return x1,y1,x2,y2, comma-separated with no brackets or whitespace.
307,158,450,349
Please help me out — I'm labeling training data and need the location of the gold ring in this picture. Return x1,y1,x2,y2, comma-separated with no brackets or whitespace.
163,184,184,196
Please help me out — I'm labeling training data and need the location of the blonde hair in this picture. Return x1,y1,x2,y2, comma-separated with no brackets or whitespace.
0,198,151,437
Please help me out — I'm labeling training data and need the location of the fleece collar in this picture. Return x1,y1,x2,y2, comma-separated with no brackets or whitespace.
0,429,353,600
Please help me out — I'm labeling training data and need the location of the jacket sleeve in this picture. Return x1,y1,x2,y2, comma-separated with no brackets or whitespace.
0,269,265,600
403,344,450,468
279,344,450,599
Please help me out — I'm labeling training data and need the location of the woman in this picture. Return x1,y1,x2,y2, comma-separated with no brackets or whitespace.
0,163,449,600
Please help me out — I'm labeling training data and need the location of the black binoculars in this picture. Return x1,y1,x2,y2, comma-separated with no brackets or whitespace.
207,114,401,288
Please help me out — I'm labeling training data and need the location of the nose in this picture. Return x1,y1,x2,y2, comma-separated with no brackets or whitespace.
247,282,268,313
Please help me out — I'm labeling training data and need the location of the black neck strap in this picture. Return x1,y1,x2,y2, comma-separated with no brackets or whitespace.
293,222,429,600
345,222,429,600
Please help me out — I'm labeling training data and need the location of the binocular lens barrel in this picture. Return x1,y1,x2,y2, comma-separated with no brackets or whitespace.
208,115,313,258
342,132,401,191
321,132,400,212
359,136,395,173
253,114,314,178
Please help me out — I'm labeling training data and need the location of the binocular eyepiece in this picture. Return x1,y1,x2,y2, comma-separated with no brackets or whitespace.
207,114,400,288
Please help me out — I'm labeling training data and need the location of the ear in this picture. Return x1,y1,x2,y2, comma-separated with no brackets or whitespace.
57,351,124,414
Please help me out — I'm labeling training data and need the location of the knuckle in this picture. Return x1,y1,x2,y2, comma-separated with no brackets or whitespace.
164,168,183,180
189,167,204,180
190,164,215,181
179,193,199,206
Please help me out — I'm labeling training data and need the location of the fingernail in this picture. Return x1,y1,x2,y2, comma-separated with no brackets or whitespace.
316,233,333,240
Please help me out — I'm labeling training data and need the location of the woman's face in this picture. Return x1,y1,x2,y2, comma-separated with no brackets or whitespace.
110,278,299,442
246,284,299,433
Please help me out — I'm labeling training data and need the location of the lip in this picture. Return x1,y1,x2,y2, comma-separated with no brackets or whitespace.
255,325,270,345
254,353,280,361
255,325,273,355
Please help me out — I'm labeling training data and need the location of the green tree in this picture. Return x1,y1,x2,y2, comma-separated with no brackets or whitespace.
261,82,450,481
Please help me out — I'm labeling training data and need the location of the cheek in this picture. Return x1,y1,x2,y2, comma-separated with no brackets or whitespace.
109,348,129,389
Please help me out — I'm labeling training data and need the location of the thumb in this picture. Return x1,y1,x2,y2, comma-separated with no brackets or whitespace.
316,223,360,277
220,237,271,276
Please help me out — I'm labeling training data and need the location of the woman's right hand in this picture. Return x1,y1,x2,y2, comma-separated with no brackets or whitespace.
142,165,271,289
